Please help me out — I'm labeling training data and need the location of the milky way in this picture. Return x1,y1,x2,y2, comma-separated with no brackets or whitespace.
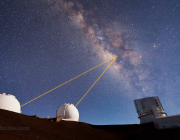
49,0,159,98
1,0,180,124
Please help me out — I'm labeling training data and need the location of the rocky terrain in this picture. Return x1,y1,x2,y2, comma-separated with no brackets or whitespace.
0,109,180,140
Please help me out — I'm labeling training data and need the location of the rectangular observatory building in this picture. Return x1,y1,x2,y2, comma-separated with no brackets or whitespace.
134,96,180,129
134,96,167,124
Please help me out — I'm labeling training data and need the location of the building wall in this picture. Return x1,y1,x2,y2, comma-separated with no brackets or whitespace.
139,114,155,124
154,115,180,129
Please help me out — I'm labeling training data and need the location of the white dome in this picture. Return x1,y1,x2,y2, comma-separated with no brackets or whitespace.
56,103,79,122
0,93,21,113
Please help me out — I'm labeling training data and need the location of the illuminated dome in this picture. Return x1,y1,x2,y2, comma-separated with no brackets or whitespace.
0,93,21,113
56,103,79,122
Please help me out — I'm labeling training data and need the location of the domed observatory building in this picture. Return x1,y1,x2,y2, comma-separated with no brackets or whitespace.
56,103,79,122
0,93,21,113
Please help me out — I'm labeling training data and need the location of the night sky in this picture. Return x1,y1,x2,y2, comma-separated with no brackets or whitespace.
1,0,180,125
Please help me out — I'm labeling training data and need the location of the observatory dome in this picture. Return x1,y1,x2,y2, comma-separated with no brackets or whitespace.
0,93,21,113
56,103,79,122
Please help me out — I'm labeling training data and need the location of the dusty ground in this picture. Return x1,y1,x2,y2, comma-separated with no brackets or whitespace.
0,109,180,140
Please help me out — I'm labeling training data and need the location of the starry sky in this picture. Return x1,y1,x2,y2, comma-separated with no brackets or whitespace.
0,0,180,125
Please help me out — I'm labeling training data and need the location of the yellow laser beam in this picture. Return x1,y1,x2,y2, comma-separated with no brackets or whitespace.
21,56,117,107
75,56,117,107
